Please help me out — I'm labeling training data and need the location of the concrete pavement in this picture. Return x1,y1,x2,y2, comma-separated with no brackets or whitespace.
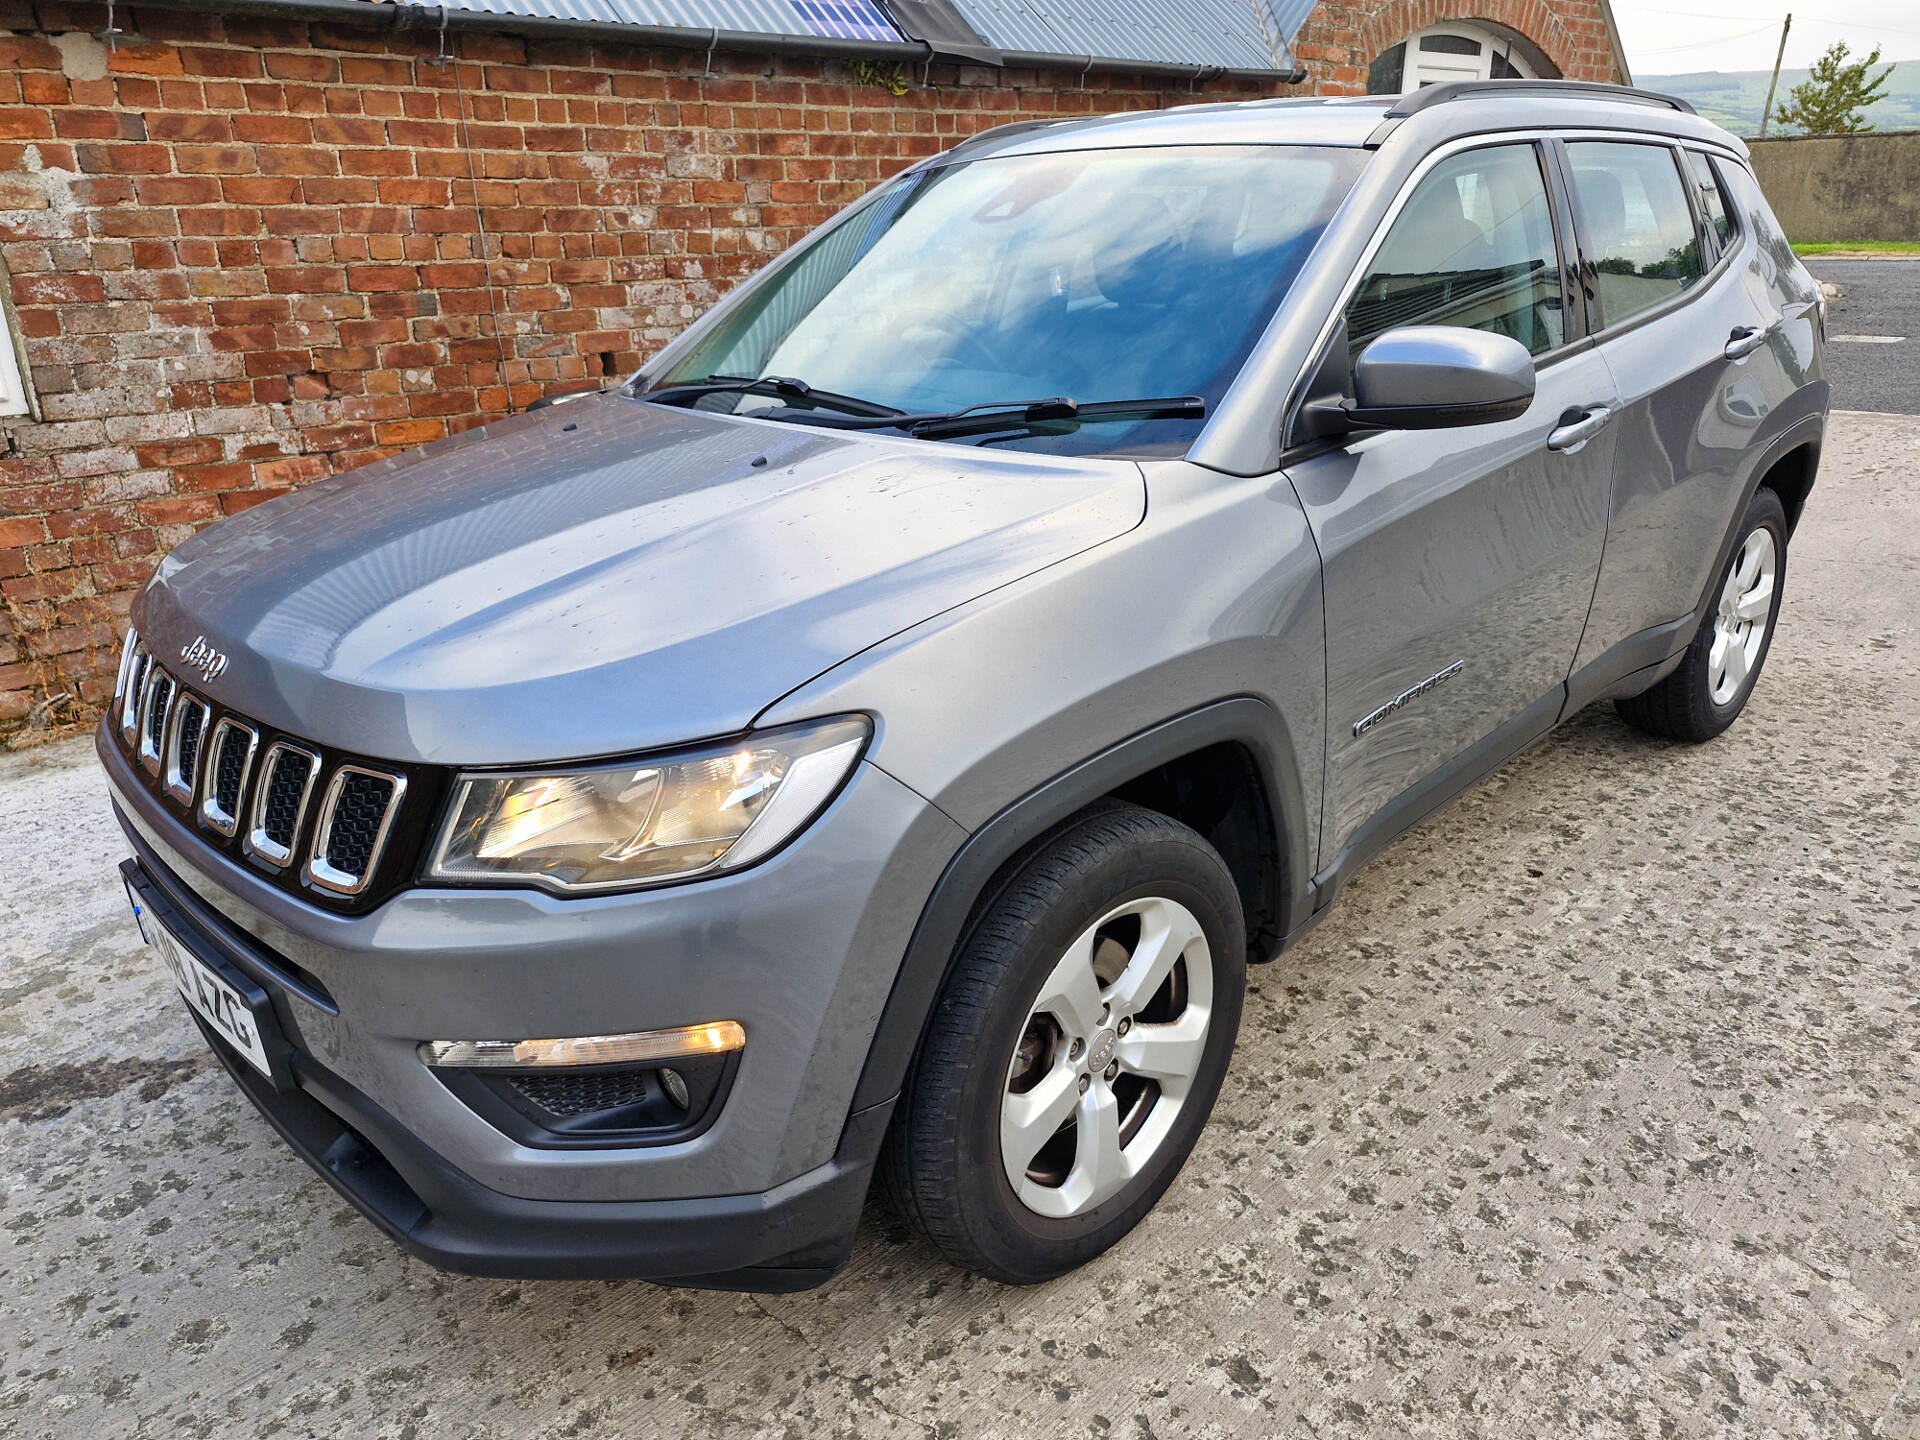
1,411,1916,1440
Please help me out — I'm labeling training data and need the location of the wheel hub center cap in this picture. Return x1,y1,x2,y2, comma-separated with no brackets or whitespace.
1087,1027,1118,1072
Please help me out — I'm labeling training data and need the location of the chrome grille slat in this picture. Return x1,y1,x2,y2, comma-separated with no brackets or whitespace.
199,718,258,838
305,766,407,896
118,644,151,744
247,742,321,869
164,693,210,806
112,628,139,705
137,669,174,776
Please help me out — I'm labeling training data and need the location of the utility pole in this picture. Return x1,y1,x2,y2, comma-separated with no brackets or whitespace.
1760,13,1792,137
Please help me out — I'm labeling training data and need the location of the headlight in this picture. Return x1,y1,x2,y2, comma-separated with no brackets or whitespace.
426,716,869,894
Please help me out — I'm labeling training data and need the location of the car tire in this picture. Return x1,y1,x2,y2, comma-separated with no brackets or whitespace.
881,802,1246,1284
1616,486,1788,743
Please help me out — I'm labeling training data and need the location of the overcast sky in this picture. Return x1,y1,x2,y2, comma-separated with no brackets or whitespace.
1615,0,1918,75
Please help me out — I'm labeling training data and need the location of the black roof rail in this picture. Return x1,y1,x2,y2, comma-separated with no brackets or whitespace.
1384,79,1697,119
941,117,1080,157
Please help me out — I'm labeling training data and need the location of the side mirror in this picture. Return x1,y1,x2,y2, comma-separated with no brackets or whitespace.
1305,326,1535,436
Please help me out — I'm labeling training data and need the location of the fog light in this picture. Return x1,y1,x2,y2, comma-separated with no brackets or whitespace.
418,1021,745,1070
659,1066,689,1109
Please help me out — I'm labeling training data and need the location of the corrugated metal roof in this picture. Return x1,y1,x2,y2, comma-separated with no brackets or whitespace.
381,0,1313,71
951,0,1309,70
415,0,909,44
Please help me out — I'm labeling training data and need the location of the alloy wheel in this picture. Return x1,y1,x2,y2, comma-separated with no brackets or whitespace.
999,895,1215,1219
1709,527,1777,706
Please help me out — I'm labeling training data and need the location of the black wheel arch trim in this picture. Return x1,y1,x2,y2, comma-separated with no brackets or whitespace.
1697,406,1824,626
846,696,1311,1116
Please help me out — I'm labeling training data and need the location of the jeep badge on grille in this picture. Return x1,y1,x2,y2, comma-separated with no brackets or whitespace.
179,635,230,684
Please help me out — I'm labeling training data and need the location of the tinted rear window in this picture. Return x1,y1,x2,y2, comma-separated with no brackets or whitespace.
1568,141,1703,328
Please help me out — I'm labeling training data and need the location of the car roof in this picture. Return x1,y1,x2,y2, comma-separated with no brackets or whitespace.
940,82,1748,163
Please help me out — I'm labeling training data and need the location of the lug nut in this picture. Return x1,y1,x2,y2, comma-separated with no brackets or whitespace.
1068,1037,1084,1061
1078,1074,1091,1094
1117,1018,1131,1036
1104,1061,1119,1082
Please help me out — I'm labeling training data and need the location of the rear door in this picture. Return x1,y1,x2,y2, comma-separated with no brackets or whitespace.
1559,139,1800,675
1285,139,1619,861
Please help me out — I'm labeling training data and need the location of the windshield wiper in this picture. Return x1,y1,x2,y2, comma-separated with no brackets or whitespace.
640,374,905,419
765,394,1208,440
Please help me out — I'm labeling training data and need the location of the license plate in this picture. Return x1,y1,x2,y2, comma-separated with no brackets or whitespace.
130,889,278,1081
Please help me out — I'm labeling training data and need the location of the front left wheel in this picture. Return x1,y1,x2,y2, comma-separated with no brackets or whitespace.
881,803,1246,1284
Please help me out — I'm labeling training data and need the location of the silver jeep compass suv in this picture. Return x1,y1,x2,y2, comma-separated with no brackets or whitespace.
101,81,1827,1290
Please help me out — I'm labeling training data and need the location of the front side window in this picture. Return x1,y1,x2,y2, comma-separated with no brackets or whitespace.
1684,149,1734,252
1346,142,1565,361
654,145,1363,455
1568,141,1703,328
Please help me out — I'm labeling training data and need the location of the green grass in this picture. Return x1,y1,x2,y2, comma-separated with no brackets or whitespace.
1793,240,1920,256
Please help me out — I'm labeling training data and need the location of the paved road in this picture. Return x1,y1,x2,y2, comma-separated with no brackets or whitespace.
3,413,1917,1439
1805,259,1919,414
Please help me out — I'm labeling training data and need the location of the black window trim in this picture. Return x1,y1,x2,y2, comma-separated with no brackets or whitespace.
1673,141,1716,264
1680,145,1740,264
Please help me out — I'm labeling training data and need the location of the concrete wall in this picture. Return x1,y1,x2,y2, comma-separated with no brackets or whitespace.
1747,130,1920,244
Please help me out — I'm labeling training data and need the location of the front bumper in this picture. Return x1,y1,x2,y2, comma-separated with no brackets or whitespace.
103,725,965,1285
189,1014,889,1290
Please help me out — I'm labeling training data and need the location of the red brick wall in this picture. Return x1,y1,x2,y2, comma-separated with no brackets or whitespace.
0,2,1619,733
1294,0,1626,91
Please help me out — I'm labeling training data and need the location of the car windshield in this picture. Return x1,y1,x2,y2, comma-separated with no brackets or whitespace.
650,144,1364,456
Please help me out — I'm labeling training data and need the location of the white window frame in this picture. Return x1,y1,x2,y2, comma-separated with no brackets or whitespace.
0,289,29,418
1403,24,1539,89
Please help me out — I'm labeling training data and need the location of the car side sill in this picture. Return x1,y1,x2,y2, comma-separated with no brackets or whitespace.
1284,609,1714,951
1296,689,1563,929
1562,612,1696,715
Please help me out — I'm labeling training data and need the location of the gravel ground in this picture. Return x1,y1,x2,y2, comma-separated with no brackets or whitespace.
1,410,1916,1440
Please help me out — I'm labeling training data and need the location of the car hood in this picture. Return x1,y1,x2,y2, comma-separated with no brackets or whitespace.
134,395,1144,765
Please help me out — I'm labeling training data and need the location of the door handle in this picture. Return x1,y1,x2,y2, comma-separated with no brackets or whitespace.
1724,325,1769,360
1546,405,1611,453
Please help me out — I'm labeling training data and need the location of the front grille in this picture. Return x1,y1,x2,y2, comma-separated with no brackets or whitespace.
137,667,173,774
509,1068,662,1119
112,627,420,909
164,694,209,806
324,772,394,873
176,703,205,780
307,766,405,895
202,718,256,836
250,742,319,866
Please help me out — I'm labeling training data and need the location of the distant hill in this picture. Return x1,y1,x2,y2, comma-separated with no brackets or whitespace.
1641,59,1918,136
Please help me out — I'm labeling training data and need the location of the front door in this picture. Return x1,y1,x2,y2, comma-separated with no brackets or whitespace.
1286,140,1618,861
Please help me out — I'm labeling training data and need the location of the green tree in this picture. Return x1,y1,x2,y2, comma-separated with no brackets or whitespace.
1773,42,1895,134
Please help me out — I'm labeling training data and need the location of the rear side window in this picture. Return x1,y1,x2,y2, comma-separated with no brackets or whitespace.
1346,143,1565,361
1567,141,1703,328
1684,150,1734,251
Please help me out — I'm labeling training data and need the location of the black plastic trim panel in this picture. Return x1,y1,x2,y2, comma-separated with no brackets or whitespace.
195,1010,888,1290
847,697,1309,1115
